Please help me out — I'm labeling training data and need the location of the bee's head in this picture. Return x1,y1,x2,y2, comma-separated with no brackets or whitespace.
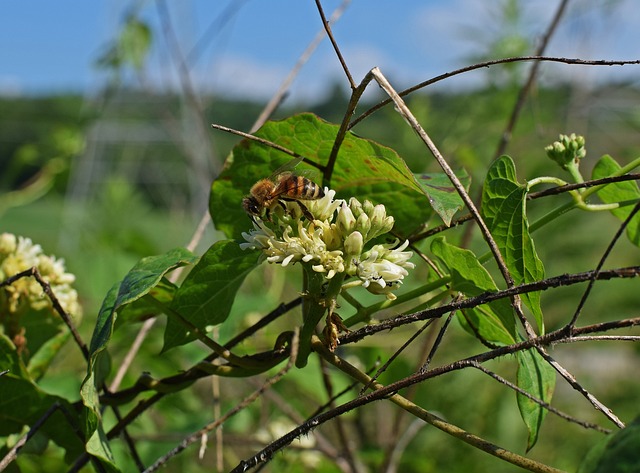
242,196,261,216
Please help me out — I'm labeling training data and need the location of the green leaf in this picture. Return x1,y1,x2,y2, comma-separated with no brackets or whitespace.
115,278,178,328
415,170,471,226
431,237,515,344
578,416,640,473
79,247,196,469
481,155,545,332
592,155,640,247
210,113,431,240
119,17,152,70
0,333,84,461
26,329,71,381
516,348,556,451
86,247,197,360
163,240,261,351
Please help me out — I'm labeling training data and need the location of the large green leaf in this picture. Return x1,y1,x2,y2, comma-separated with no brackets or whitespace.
431,237,515,345
80,247,196,470
516,348,556,451
592,155,640,247
415,170,471,226
85,247,197,360
578,416,640,473
210,113,433,239
163,240,261,351
480,155,545,333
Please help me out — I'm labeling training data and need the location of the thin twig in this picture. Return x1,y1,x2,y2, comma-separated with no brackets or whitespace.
404,174,640,244
470,362,611,433
0,402,89,471
0,267,88,361
251,0,352,132
360,318,438,395
340,266,640,345
258,380,354,473
349,57,640,129
323,72,375,185
554,335,640,343
210,123,323,170
314,0,355,89
527,173,640,200
0,403,60,470
369,68,530,338
318,356,361,473
536,348,625,428
569,202,640,328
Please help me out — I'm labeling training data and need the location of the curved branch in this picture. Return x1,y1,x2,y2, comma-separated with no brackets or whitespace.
349,57,640,129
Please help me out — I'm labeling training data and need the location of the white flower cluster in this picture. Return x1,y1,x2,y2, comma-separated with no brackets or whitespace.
0,233,82,317
240,190,414,299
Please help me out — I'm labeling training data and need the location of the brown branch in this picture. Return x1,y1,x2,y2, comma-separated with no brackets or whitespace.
470,362,611,433
323,71,376,185
314,0,355,89
340,266,640,345
527,173,640,199
0,267,88,361
369,68,533,339
210,123,324,171
349,57,640,129
233,312,640,471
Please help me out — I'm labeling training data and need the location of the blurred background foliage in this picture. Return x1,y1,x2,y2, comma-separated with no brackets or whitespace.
1,0,640,471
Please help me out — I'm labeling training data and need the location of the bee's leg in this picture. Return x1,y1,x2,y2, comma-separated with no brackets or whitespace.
296,201,315,221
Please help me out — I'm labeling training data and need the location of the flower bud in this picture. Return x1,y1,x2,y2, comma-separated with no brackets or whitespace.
336,202,356,236
369,204,394,239
545,133,586,170
348,197,363,218
344,231,364,257
362,199,375,216
355,212,371,240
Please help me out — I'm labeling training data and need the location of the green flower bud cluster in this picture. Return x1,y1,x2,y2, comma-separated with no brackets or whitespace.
241,189,413,299
0,233,82,317
545,133,586,170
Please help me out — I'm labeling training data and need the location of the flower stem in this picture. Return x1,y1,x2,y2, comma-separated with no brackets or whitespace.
296,269,345,368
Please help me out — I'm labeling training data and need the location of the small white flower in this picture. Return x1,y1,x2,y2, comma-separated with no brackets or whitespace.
240,190,413,298
354,240,414,299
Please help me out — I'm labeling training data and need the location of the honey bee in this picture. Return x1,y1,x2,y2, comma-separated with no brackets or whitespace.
242,160,324,221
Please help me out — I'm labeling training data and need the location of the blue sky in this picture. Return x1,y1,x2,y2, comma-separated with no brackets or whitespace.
1,0,639,101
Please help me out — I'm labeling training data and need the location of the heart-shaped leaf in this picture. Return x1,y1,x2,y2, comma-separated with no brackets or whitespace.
210,113,433,239
481,155,545,333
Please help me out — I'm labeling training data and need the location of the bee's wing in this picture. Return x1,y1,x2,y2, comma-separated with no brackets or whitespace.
268,157,304,179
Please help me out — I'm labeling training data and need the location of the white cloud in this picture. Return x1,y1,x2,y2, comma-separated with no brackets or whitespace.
0,76,22,97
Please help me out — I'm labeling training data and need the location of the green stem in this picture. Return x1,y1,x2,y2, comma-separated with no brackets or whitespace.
565,161,585,185
296,269,345,368
342,276,452,326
